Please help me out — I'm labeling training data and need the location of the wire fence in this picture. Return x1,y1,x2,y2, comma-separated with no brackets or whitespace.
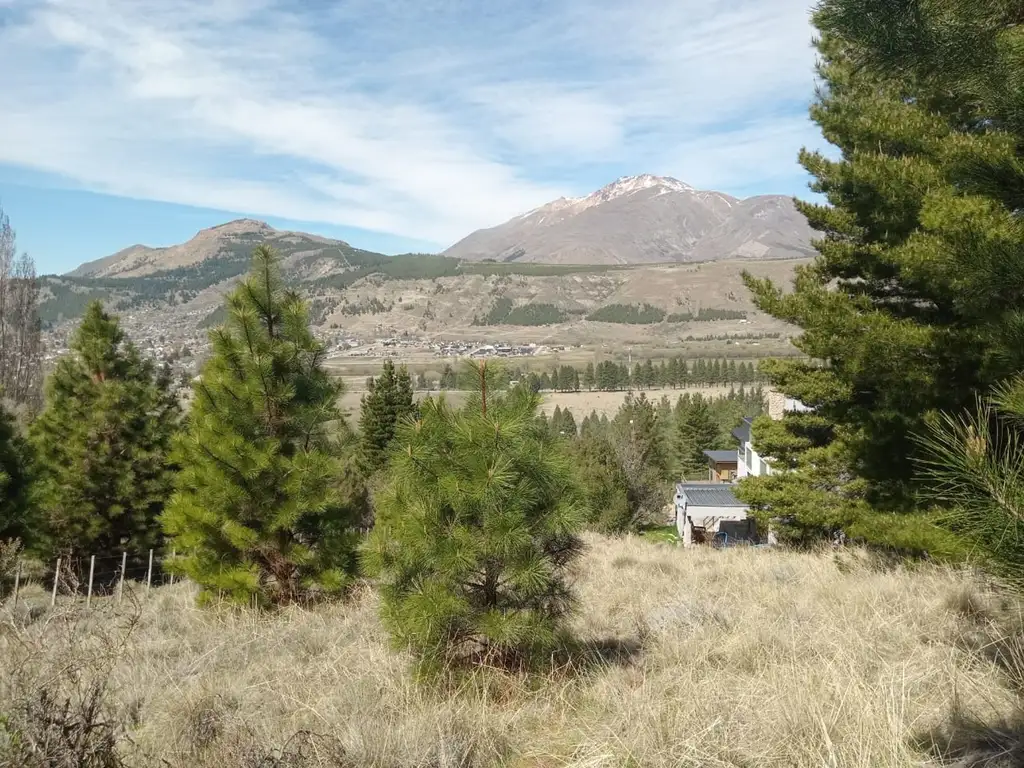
4,529,375,609
6,548,178,610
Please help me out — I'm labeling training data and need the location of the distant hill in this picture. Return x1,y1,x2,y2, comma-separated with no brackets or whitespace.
67,218,381,279
40,210,812,353
444,174,818,265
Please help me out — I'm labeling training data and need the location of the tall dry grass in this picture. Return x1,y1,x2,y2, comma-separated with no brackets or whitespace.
2,535,1023,767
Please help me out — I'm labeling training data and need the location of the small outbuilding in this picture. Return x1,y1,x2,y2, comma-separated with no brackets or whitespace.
703,449,739,482
674,482,754,547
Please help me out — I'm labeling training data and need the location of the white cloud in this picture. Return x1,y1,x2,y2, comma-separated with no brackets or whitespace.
0,0,826,247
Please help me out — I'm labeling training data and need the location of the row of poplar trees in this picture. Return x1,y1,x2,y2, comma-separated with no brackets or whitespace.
0,245,587,670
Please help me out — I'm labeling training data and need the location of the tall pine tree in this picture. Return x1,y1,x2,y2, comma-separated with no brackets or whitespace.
741,4,1024,534
359,359,416,474
163,246,363,606
675,396,719,479
363,362,586,670
0,401,32,545
30,302,179,565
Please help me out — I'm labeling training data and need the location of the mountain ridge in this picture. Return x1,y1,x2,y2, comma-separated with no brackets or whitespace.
67,219,359,279
445,174,816,265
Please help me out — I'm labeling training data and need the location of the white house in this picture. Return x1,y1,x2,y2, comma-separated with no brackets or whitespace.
674,483,753,547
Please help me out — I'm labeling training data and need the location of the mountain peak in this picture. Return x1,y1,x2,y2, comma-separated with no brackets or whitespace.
571,174,695,208
445,174,817,265
203,218,276,236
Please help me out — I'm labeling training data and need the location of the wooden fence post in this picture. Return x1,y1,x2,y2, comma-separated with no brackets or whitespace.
146,549,153,595
118,551,127,603
51,557,61,606
169,549,176,586
12,559,21,607
86,555,95,608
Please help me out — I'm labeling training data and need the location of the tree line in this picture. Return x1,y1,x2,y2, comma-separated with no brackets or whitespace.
415,358,766,393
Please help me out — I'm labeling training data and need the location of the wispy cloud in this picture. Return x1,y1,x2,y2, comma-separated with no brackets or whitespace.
0,0,823,248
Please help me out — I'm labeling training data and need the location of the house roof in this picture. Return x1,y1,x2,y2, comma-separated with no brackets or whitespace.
703,449,738,463
731,417,753,443
676,483,748,508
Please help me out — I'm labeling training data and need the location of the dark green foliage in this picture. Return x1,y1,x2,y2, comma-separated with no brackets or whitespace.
667,309,747,323
162,246,363,607
548,405,577,438
0,403,32,544
608,393,670,523
743,7,1024,514
573,432,634,534
359,360,416,474
918,377,1024,581
587,303,666,324
363,364,587,670
339,297,389,315
439,364,457,390
30,302,180,561
474,298,568,326
675,396,720,479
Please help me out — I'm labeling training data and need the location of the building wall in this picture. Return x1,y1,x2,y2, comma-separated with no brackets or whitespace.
737,440,771,478
709,463,738,482
675,502,750,538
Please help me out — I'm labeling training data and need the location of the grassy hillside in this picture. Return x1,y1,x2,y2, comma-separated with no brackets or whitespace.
3,535,1020,767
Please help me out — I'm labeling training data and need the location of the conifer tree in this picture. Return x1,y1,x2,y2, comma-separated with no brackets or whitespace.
675,395,719,479
359,359,416,474
163,246,362,606
439,364,457,390
609,393,668,521
363,362,586,669
573,431,634,534
743,7,1024,515
0,402,32,545
30,302,180,563
583,362,595,391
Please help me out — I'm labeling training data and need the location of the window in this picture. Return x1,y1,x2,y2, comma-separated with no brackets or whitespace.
744,444,753,470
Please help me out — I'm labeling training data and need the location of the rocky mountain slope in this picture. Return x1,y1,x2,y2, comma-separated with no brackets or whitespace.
67,219,380,279
444,174,817,265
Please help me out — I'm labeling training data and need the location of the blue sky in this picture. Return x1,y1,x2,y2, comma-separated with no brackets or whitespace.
0,0,826,274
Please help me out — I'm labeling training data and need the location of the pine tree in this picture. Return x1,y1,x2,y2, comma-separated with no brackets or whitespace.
583,362,595,391
0,402,32,545
359,360,416,474
675,395,719,479
573,432,634,534
741,5,1024,525
642,359,656,389
30,302,180,565
439,364,457,390
551,406,577,438
919,376,1024,579
363,362,586,670
609,393,669,523
163,246,363,606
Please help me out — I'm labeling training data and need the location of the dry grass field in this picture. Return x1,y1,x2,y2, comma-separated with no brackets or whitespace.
4,536,1024,767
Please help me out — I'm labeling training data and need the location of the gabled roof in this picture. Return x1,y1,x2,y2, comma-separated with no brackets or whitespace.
675,483,748,508
731,417,753,443
703,449,738,463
